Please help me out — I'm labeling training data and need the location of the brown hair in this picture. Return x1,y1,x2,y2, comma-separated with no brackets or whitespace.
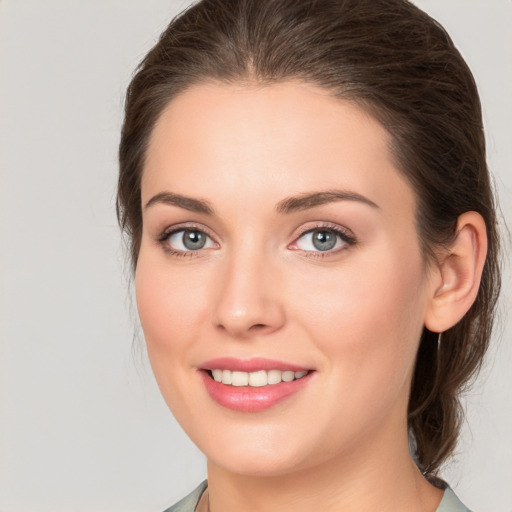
117,0,501,475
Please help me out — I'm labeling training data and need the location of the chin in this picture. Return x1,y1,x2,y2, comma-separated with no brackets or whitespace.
192,424,320,477
209,449,308,477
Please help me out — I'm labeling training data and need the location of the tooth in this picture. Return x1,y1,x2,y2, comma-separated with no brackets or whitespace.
222,369,232,385
267,369,282,385
231,371,249,386
215,368,309,386
249,370,268,387
282,370,295,382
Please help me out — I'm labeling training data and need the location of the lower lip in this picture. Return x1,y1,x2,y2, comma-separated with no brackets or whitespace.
200,371,313,412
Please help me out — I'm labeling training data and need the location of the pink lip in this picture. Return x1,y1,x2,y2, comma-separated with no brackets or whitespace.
198,358,314,413
200,357,310,373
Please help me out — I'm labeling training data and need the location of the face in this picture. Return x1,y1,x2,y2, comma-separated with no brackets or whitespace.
136,82,435,477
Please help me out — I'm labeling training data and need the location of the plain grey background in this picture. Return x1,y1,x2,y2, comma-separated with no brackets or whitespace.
0,1,510,511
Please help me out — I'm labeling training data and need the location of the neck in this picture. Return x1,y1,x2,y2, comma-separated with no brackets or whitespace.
205,425,443,512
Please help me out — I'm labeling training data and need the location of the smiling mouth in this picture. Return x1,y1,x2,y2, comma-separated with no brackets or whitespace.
201,362,314,412
207,369,310,387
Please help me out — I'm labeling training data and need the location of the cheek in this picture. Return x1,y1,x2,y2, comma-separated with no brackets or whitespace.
300,253,424,328
303,261,426,442
293,246,427,388
135,252,203,362
134,252,212,421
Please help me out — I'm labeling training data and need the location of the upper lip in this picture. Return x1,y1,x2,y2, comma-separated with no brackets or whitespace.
199,357,312,373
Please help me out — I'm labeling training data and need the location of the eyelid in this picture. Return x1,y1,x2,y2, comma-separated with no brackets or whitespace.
293,222,356,242
158,222,219,256
156,221,355,257
289,222,357,254
158,222,217,241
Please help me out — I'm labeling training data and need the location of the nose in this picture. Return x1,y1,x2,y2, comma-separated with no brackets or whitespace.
212,250,286,339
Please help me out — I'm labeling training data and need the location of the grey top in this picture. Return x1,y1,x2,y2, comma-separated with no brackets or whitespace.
163,480,472,512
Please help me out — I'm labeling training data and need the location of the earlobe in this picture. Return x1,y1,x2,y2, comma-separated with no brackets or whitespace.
424,211,488,333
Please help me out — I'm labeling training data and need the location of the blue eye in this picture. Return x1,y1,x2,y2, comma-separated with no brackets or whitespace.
165,229,216,252
293,228,354,253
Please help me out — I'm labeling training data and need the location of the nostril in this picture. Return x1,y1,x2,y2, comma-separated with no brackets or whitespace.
249,323,267,331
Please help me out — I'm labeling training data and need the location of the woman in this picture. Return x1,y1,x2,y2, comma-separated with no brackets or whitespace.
117,0,501,510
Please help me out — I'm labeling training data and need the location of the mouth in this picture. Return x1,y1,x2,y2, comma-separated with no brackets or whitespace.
207,368,310,387
199,358,315,412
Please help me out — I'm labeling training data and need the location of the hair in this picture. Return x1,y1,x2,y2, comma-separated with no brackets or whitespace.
117,0,500,475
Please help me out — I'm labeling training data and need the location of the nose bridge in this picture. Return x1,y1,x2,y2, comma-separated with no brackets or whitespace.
213,238,285,338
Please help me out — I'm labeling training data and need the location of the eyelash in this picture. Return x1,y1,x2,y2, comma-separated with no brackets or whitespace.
291,223,357,259
157,222,357,258
158,223,217,258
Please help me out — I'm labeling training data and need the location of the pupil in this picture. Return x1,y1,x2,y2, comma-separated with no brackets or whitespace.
313,230,336,251
183,230,206,250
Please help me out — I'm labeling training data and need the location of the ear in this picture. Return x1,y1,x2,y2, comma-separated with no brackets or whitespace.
424,211,488,333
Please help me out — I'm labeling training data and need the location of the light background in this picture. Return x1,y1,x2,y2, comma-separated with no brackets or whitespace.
0,1,510,511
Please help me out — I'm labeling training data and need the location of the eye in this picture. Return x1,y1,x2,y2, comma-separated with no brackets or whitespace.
291,227,355,253
164,228,217,252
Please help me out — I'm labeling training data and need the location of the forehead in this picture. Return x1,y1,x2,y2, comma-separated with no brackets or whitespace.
142,81,415,219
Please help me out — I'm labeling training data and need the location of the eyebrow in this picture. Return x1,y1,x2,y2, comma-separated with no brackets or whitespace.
144,189,379,216
144,192,215,215
276,190,379,214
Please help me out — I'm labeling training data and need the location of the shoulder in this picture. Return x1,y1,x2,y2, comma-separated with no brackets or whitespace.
436,486,473,512
162,481,208,512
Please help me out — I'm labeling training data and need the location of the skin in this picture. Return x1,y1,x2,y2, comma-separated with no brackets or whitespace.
136,82,487,512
